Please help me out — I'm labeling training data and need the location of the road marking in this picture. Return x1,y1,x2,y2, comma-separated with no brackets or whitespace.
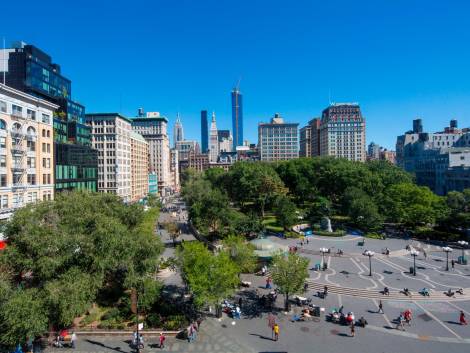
372,298,392,327
447,301,470,316
413,301,462,340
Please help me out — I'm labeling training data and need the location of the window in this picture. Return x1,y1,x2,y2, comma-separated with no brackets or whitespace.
42,129,46,137
27,140,35,152
0,137,5,149
27,126,36,136
27,174,36,185
0,155,5,167
27,109,36,120
0,195,8,208
12,105,22,117
0,101,6,113
0,120,6,130
47,144,51,153
27,157,36,168
0,174,6,187
42,114,50,124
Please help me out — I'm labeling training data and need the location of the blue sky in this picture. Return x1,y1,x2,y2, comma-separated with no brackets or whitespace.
2,0,470,149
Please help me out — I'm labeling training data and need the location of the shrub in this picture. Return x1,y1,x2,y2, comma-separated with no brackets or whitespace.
365,232,385,240
314,230,346,237
97,319,125,329
101,307,123,321
163,315,187,330
145,313,163,328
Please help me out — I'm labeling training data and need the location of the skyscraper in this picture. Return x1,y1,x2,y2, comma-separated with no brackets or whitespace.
200,110,208,153
0,42,98,192
231,88,243,150
173,113,184,147
319,103,366,162
209,112,219,163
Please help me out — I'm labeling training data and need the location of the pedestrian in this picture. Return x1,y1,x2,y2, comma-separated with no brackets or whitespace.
378,300,384,314
159,333,165,349
423,250,427,260
273,323,280,341
460,311,468,325
451,259,455,269
350,322,355,337
71,332,77,349
306,237,309,245
404,309,412,326
192,323,198,341
187,325,193,343
268,314,275,339
196,317,202,330
396,314,405,331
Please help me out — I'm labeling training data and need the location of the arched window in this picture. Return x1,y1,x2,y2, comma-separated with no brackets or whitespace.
12,122,21,131
0,120,6,130
27,126,36,135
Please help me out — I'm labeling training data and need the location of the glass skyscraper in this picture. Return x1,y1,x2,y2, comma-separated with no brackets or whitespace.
0,42,98,192
231,88,243,149
200,110,208,153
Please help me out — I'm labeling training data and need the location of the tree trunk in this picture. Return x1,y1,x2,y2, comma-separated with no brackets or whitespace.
284,293,290,311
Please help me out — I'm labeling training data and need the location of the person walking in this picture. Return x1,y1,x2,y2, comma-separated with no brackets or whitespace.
451,259,455,269
396,314,405,331
187,325,193,343
350,322,355,337
460,311,468,325
159,333,166,349
268,314,276,339
196,318,202,330
71,332,77,349
273,323,280,341
378,300,384,314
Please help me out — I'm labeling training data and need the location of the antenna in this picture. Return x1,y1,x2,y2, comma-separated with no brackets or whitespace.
235,77,241,91
2,37,5,85
328,88,331,105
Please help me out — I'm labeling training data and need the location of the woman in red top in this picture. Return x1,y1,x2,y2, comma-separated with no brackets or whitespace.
460,311,468,325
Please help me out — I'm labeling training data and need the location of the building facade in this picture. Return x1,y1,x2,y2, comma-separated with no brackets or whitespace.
130,112,172,195
258,114,299,161
173,113,184,147
231,88,243,149
170,148,180,192
130,131,149,202
200,110,208,153
396,119,470,194
85,113,132,202
319,103,366,162
209,112,219,163
0,41,98,193
367,142,381,160
0,84,55,219
299,125,312,157
175,140,200,162
148,172,158,194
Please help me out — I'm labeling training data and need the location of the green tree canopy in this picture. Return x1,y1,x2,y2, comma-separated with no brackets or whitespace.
274,195,298,230
222,235,257,273
270,252,309,311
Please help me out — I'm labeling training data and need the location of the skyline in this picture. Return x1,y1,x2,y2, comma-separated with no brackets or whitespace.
3,0,470,149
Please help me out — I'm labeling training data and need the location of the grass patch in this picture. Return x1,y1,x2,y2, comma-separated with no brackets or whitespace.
262,216,284,232
365,232,385,240
314,230,346,237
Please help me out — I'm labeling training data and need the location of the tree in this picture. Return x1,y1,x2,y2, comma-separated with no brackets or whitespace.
270,252,309,311
307,196,332,224
274,196,298,230
164,222,180,247
0,289,48,347
176,242,239,309
343,187,383,231
222,235,257,274
0,191,164,339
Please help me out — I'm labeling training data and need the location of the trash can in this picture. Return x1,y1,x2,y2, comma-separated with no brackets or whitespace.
313,306,321,317
409,266,414,275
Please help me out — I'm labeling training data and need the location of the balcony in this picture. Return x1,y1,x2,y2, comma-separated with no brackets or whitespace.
10,129,24,138
11,165,25,173
12,184,27,191
11,144,26,155
11,111,24,120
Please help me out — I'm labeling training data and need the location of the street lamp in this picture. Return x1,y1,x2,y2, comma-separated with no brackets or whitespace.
363,250,375,276
319,247,328,270
410,249,419,276
443,246,453,271
457,240,468,264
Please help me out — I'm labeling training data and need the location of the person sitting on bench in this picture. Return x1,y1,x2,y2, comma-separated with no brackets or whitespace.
383,287,390,295
457,288,464,295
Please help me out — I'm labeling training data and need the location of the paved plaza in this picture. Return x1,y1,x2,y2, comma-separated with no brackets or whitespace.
50,200,470,353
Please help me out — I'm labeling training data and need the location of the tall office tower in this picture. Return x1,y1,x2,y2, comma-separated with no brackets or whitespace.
173,113,184,147
319,103,366,162
258,114,299,161
367,142,381,160
0,84,55,219
209,112,219,163
309,118,321,156
231,87,243,150
130,111,172,195
200,110,209,153
0,42,98,192
299,125,312,157
85,113,132,202
130,131,149,202
170,148,180,192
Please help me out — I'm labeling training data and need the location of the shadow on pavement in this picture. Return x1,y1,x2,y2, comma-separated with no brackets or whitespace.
84,339,128,353
249,333,274,341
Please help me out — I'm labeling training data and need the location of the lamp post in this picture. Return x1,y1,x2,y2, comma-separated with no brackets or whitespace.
410,249,419,276
457,240,468,264
320,247,328,270
363,250,375,276
443,246,453,271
